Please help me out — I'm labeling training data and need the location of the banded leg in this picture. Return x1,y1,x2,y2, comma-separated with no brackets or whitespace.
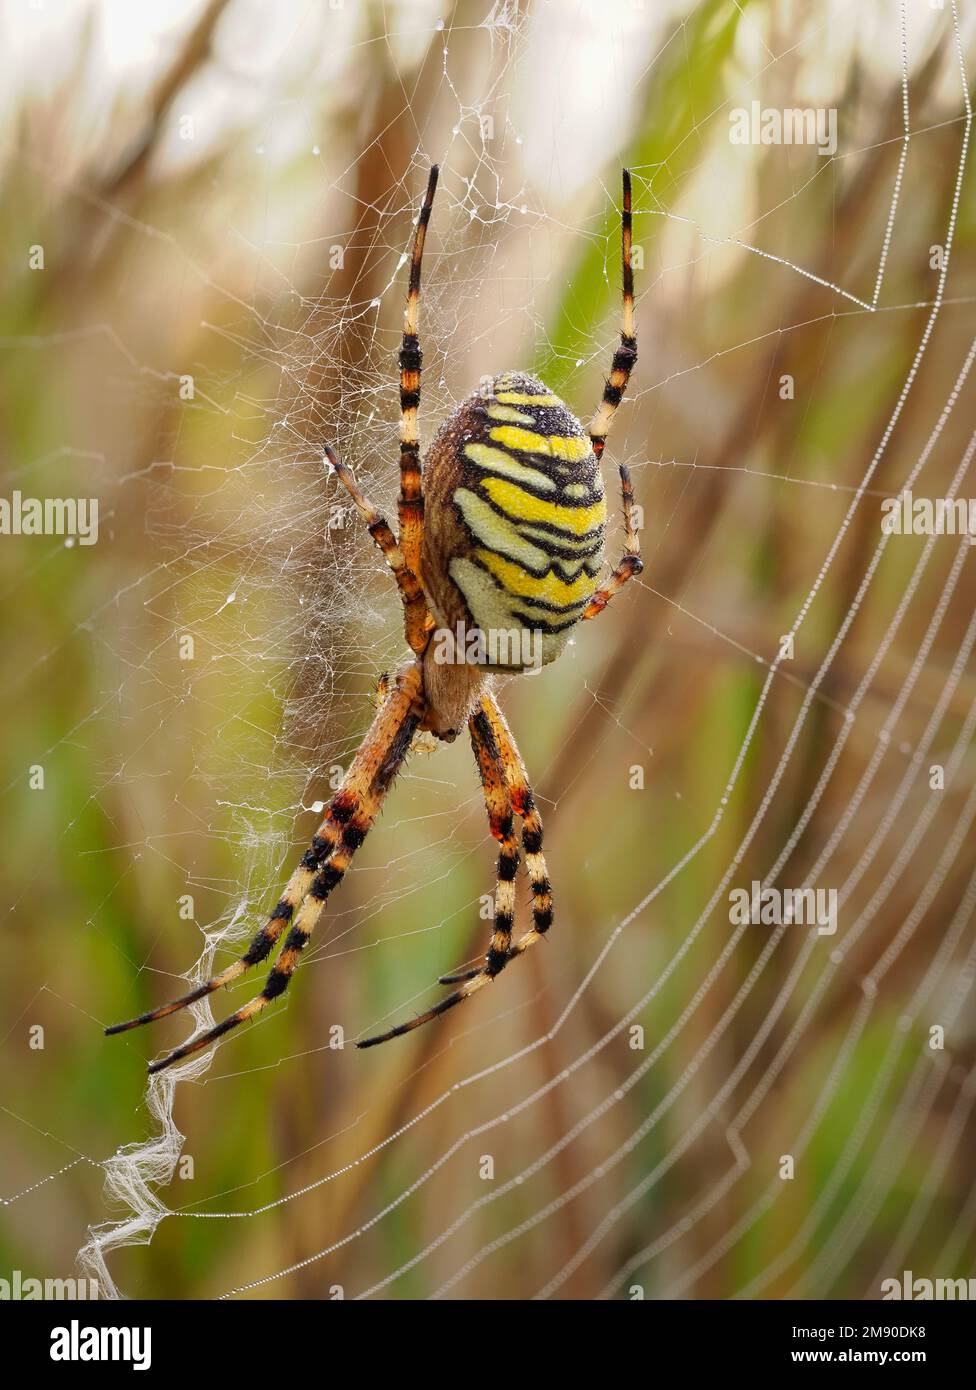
356,695,551,1048
398,165,438,583
585,167,642,619
326,444,430,654
582,458,641,620
438,705,520,985
357,706,517,1046
107,663,425,1071
588,169,637,458
105,821,351,1039
480,691,553,960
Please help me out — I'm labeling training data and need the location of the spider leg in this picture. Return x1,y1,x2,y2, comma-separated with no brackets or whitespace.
587,169,637,459
438,705,518,984
326,444,430,654
355,972,493,1048
584,168,642,620
357,705,514,1046
107,664,424,1071
479,691,553,962
438,693,553,980
357,694,552,1047
435,962,484,985
105,836,348,1038
397,165,438,590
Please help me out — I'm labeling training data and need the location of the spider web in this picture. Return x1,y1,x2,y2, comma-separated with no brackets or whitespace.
2,0,976,1302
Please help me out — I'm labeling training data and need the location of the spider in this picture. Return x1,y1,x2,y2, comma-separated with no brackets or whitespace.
107,166,641,1073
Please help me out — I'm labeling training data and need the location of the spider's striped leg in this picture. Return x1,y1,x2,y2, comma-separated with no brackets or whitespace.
105,829,352,1038
107,664,424,1069
397,165,438,584
357,692,555,1047
144,669,424,1074
581,461,642,620
585,167,642,620
588,169,637,459
439,694,553,981
358,703,518,1047
326,445,431,654
479,691,553,961
437,704,519,986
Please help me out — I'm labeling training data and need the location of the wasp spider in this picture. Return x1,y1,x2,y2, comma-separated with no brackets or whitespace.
107,167,641,1072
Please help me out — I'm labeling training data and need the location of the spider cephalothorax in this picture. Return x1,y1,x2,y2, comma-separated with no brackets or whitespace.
107,166,641,1070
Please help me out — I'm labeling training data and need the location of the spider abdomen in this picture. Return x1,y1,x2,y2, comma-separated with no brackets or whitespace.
421,371,606,670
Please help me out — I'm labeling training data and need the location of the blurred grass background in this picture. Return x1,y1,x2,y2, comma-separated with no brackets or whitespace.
1,0,975,1299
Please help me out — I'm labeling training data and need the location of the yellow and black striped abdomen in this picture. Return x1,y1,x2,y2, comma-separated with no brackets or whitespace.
421,372,606,668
